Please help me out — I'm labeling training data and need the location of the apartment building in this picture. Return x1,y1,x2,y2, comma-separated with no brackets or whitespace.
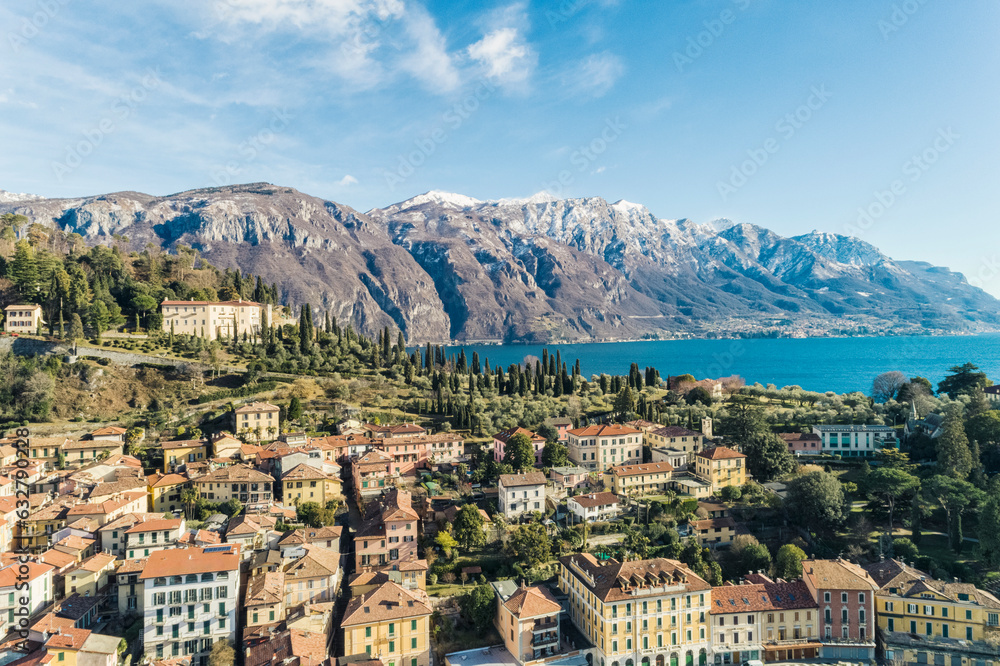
341,581,433,666
282,463,343,506
244,570,285,632
694,447,746,494
353,449,395,500
233,403,280,442
498,473,547,519
567,424,643,472
124,518,186,558
646,426,705,464
863,559,1000,664
161,440,209,473
559,553,712,666
138,544,241,666
355,489,420,572
160,299,272,341
801,558,877,661
492,581,563,663
604,462,675,496
282,544,341,608
811,425,900,457
710,577,819,664
65,552,117,598
147,473,188,515
567,492,622,523
0,561,54,629
191,464,273,504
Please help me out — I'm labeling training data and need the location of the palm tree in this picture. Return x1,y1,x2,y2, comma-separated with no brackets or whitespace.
180,487,199,520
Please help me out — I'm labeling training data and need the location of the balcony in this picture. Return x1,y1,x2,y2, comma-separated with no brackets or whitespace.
532,633,558,648
532,618,558,633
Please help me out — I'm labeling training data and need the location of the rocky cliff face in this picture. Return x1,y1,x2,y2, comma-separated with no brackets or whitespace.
3,183,998,342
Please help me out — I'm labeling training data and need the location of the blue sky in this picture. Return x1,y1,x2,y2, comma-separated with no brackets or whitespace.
2,1,999,293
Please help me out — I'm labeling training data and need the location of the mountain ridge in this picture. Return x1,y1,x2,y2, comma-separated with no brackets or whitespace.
2,182,997,344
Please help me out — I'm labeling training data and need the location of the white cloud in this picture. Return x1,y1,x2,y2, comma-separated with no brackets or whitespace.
467,28,535,85
399,6,460,92
337,174,359,186
466,2,535,88
561,51,625,98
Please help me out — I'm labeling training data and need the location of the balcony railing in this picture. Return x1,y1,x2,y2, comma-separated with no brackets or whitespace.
532,633,558,647
533,619,558,632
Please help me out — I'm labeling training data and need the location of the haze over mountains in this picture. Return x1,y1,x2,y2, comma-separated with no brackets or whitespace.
2,183,997,344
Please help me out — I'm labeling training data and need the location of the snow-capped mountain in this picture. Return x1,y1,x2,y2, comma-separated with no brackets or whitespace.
1,183,997,343
0,189,43,204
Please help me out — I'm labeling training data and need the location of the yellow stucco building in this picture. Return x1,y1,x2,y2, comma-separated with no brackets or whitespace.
559,553,712,666
863,559,1000,664
341,581,433,666
694,447,746,493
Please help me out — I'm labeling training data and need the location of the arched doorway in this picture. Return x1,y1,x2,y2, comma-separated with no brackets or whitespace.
698,650,707,666
670,653,679,666
656,655,664,666
685,651,694,666
641,658,649,666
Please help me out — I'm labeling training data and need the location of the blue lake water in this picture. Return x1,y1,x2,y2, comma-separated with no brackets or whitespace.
443,334,1000,395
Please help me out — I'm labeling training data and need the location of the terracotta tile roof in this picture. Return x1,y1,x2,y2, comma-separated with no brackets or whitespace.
396,558,428,572
609,462,674,477
278,526,343,546
162,299,262,306
148,472,188,487
39,549,77,569
503,584,561,618
692,517,737,531
115,558,148,574
697,446,745,460
568,424,641,437
349,570,390,588
125,518,183,534
778,432,821,442
245,628,329,666
282,463,337,481
98,512,162,532
226,514,264,536
862,559,1000,608
44,627,91,649
499,472,546,488
559,553,710,602
193,463,273,483
0,561,54,587
91,426,127,436
161,439,207,451
139,544,239,579
63,440,122,450
569,492,620,509
283,544,341,580
341,582,432,626
66,491,145,516
366,423,426,436
29,612,75,634
710,580,815,613
355,449,392,464
177,529,221,545
75,552,116,572
245,571,285,606
235,402,280,414
54,535,95,551
803,559,877,592
492,427,544,444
